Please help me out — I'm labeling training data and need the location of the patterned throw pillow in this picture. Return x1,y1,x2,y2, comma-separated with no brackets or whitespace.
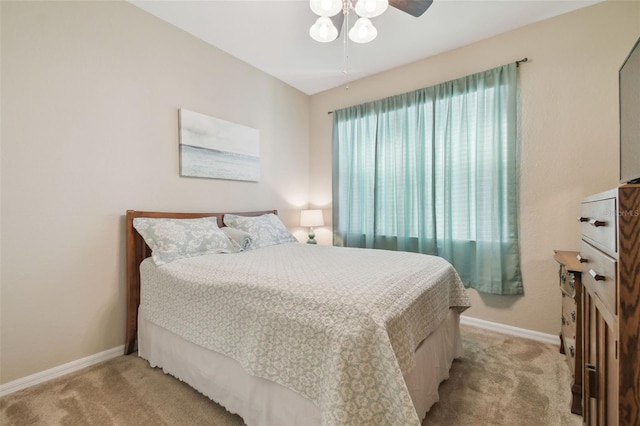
133,217,239,265
223,213,297,249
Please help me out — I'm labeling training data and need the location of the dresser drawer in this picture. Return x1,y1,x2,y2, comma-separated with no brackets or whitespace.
580,196,617,254
580,240,617,316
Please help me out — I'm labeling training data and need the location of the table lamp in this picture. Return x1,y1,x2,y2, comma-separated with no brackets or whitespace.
300,209,324,244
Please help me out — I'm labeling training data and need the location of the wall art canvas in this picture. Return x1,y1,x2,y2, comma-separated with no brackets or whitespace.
179,109,260,182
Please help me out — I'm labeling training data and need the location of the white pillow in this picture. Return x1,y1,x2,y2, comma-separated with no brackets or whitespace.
133,217,239,265
223,213,297,249
222,227,253,251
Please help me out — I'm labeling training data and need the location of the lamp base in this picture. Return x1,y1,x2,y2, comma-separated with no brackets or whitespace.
306,228,317,244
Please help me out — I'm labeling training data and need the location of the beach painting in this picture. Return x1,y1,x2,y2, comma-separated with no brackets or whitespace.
179,109,260,182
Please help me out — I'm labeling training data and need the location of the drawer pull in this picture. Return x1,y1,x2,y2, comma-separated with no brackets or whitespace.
589,218,606,227
589,269,606,281
577,254,588,263
577,216,590,222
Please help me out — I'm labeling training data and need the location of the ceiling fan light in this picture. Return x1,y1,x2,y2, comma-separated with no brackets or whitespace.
310,17,339,42
309,0,342,17
354,0,388,18
349,17,377,43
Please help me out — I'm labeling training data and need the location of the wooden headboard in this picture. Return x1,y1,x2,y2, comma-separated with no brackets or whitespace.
124,209,277,355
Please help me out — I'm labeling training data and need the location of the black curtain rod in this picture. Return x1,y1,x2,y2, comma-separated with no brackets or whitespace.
328,58,529,114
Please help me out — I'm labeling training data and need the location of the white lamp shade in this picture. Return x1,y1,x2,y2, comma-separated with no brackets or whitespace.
354,0,388,18
300,209,325,227
349,17,377,43
309,17,339,43
309,0,343,17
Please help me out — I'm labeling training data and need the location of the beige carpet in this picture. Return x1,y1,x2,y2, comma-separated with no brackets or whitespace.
1,325,582,426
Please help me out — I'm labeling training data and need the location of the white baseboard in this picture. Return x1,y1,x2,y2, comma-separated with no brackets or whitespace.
0,345,124,397
460,315,560,346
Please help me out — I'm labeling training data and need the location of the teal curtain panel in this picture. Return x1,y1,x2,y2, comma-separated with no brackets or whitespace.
332,63,523,295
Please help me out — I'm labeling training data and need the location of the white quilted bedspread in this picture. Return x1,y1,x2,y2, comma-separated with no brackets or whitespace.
139,243,471,426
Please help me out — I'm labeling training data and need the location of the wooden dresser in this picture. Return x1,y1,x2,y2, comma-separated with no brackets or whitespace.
579,185,640,426
555,250,583,415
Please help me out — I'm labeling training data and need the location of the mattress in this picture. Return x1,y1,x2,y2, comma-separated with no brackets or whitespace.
138,243,470,425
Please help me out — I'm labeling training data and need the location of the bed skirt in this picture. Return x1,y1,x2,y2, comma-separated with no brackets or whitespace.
138,309,462,425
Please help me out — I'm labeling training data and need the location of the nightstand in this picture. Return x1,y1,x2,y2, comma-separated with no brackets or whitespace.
554,250,583,416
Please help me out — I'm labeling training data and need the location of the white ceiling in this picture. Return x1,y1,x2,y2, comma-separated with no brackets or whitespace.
129,0,603,95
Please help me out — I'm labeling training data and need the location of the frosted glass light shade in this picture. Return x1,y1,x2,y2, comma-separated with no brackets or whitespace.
349,17,377,43
300,209,325,227
309,17,339,42
354,0,388,18
310,0,342,17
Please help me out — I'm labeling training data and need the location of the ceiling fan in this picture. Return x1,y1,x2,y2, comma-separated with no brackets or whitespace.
309,0,434,43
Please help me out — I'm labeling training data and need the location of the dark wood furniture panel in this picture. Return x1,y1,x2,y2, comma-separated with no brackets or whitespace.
583,278,618,426
617,186,640,426
579,185,640,426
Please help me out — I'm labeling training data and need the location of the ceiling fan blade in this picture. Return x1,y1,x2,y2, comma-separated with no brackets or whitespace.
330,12,344,36
389,0,433,17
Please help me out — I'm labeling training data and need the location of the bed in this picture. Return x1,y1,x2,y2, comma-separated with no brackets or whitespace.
125,209,471,426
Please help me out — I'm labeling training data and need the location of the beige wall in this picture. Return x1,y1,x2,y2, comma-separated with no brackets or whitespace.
0,1,309,384
309,1,640,334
